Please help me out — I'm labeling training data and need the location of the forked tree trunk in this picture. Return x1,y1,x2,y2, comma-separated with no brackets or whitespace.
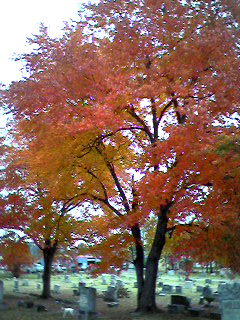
133,204,169,312
41,241,57,299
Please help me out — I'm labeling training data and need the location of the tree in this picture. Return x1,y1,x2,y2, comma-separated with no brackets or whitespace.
0,145,82,298
1,0,239,311
0,232,32,278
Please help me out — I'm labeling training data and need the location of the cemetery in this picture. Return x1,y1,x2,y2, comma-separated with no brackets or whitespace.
0,267,239,319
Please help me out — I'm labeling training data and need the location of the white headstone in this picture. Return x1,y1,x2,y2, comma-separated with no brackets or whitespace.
185,280,193,291
79,287,97,314
102,275,107,285
168,270,175,276
53,284,60,294
22,279,29,286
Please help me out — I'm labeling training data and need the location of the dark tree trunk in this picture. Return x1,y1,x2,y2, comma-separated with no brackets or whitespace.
41,240,57,299
131,224,144,303
12,264,21,278
210,262,213,273
133,204,170,312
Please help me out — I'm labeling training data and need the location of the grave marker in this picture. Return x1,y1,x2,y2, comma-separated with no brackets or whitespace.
22,279,29,286
175,286,183,294
53,284,60,294
0,281,9,311
104,286,118,302
102,275,107,285
185,280,193,291
79,287,97,319
168,304,185,314
218,282,240,320
168,270,175,276
196,285,203,293
162,284,173,293
171,295,191,309
64,274,71,283
0,281,3,302
202,286,215,305
205,279,212,284
13,280,19,292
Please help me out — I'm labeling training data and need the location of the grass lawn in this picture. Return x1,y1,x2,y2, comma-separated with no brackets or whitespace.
0,270,226,319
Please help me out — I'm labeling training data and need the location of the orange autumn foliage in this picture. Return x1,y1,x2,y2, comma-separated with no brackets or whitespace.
0,237,32,278
1,0,239,311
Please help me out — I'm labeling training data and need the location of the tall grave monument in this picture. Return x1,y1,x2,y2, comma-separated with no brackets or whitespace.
218,282,240,320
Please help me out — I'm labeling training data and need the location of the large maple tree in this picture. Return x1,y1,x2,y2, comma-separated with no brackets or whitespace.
1,0,239,311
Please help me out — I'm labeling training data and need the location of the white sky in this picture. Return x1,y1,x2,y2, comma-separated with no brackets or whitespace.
0,0,90,132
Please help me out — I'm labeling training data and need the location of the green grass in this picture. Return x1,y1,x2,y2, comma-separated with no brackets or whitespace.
0,270,235,320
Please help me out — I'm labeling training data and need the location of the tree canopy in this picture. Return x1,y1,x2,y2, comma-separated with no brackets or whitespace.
1,0,239,311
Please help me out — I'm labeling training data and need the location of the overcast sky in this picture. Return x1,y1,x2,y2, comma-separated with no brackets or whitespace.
0,0,91,131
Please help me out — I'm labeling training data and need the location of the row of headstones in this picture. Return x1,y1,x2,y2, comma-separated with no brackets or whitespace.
2,278,240,320
155,279,227,295
12,279,61,293
167,282,240,320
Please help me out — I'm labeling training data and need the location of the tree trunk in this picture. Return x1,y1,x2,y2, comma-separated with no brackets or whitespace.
12,264,21,278
210,262,213,273
131,224,144,303
134,204,169,312
41,241,57,299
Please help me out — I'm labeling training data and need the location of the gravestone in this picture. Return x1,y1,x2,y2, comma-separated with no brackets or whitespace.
196,286,203,293
103,286,118,303
134,282,138,288
0,281,3,302
37,283,41,289
13,280,19,292
79,282,86,288
79,286,97,319
64,274,71,283
171,295,191,309
168,304,185,314
168,270,175,276
53,284,60,294
188,307,204,317
116,280,124,288
0,282,9,311
218,282,227,292
202,286,215,305
162,284,173,293
102,275,107,285
175,286,183,294
205,279,212,284
22,279,29,286
185,280,193,291
110,275,117,286
111,279,116,286
218,282,240,320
